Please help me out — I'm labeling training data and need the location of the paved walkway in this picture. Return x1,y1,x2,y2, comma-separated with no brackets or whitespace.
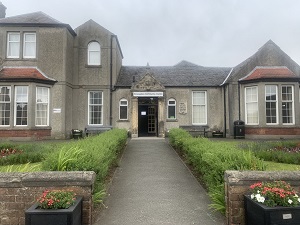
95,138,226,225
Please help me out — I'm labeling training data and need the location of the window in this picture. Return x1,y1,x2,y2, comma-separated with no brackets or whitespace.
88,91,102,125
0,86,11,126
192,91,207,124
36,87,49,126
23,33,36,58
7,32,36,59
245,86,258,125
7,32,20,58
265,85,278,124
15,86,28,126
119,99,128,120
168,98,176,119
282,85,294,124
88,42,101,65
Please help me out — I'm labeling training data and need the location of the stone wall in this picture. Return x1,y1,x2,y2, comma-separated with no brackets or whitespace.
224,170,300,225
0,171,96,225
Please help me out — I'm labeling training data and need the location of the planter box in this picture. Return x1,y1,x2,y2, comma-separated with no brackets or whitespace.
25,196,82,225
244,195,300,225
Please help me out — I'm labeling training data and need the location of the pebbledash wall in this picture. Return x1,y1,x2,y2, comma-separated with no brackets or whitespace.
0,171,96,225
224,170,300,225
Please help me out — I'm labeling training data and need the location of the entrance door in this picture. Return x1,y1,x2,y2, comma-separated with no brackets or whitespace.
138,98,158,137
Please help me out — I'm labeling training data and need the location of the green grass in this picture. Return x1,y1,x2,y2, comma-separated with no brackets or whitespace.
0,162,42,172
265,161,300,171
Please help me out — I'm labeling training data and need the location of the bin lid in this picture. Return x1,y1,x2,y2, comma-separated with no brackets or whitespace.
234,120,244,125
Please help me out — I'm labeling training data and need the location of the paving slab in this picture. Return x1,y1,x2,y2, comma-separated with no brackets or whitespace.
95,138,226,225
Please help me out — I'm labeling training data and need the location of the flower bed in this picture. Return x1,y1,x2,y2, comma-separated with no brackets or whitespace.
0,148,23,158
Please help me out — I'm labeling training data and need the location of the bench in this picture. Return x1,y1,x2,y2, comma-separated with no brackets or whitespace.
179,125,209,137
85,126,113,136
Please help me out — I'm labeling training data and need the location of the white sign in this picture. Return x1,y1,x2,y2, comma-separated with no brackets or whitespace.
53,108,61,113
283,214,292,220
133,92,163,97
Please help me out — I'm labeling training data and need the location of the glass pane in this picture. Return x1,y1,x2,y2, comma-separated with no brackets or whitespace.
120,106,127,120
89,52,100,65
9,33,20,41
0,87,10,102
89,42,100,51
24,42,36,57
193,105,205,123
8,42,20,57
193,92,205,105
24,33,36,42
168,106,175,118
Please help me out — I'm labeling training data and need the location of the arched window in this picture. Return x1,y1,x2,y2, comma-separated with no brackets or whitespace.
168,98,176,119
87,41,100,65
119,99,128,120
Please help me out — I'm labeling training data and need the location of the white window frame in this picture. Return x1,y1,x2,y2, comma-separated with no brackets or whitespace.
88,91,103,125
23,32,36,58
265,85,278,125
281,85,294,125
14,86,28,126
7,32,20,58
119,98,128,120
245,86,259,125
167,98,176,119
0,86,11,126
35,87,49,126
87,41,101,65
192,91,207,125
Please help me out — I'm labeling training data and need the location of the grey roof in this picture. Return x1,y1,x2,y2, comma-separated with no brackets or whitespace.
0,11,76,36
225,40,300,83
117,61,231,87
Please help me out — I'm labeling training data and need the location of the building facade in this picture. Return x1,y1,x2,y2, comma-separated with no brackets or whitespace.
0,4,300,140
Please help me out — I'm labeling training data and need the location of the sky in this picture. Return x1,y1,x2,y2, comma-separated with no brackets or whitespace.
2,0,300,67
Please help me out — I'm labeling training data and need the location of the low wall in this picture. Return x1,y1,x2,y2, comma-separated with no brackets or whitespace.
224,170,300,225
0,171,96,225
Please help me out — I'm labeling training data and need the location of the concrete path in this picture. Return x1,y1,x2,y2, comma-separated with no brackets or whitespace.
95,138,226,225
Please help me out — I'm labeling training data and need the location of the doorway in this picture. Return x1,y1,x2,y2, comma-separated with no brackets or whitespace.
138,97,158,137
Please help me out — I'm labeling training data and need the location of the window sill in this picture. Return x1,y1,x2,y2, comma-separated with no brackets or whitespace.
166,119,178,122
117,120,130,122
85,65,102,68
6,58,37,62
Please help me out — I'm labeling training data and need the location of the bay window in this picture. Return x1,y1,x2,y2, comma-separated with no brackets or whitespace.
245,86,258,125
265,85,278,124
282,85,294,124
36,87,49,126
15,86,28,126
0,86,11,126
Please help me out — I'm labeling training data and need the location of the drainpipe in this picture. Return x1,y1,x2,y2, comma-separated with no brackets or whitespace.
238,81,241,120
223,84,227,137
110,35,116,126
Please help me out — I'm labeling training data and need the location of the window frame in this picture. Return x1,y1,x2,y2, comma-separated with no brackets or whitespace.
14,86,28,126
87,41,101,66
35,87,49,126
23,32,36,59
88,91,103,125
7,32,20,58
0,86,11,126
167,98,176,119
265,85,278,125
245,86,259,125
119,98,128,120
281,85,294,125
192,91,207,125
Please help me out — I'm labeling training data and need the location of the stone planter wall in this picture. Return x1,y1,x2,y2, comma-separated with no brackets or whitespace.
225,170,300,225
0,171,96,225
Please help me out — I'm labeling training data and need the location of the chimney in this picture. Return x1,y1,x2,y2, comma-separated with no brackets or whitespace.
0,2,6,18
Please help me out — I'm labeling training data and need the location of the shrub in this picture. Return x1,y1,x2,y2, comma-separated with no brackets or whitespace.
42,129,128,202
169,128,265,214
0,143,50,166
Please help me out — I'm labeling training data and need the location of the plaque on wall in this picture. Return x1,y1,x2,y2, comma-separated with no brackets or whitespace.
179,102,187,114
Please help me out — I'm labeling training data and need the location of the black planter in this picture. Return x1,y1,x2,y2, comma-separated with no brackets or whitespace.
25,196,82,225
244,195,300,225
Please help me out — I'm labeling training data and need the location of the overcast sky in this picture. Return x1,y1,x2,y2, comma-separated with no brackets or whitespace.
2,0,300,67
